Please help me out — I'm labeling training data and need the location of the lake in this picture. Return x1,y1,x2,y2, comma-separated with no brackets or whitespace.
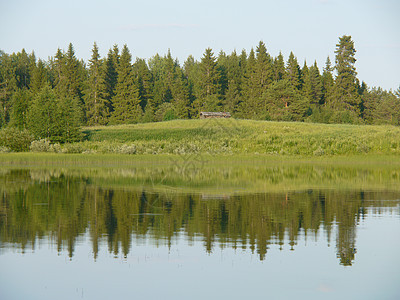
1,162,400,299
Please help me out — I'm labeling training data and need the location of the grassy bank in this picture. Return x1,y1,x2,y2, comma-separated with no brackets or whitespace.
2,119,400,156
82,119,400,156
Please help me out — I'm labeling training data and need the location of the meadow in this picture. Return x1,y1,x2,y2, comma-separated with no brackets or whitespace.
1,119,400,157
61,119,400,156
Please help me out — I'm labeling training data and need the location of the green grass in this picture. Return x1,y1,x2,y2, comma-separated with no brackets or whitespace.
80,119,400,156
1,119,400,157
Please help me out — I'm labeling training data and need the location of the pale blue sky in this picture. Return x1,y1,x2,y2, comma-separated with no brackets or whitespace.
0,0,399,90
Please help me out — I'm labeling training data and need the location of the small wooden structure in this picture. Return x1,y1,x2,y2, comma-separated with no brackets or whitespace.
199,112,231,119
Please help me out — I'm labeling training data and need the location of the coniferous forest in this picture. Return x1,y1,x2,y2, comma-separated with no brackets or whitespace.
1,35,400,144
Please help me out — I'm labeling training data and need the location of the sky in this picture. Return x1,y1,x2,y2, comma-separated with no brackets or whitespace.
0,0,399,91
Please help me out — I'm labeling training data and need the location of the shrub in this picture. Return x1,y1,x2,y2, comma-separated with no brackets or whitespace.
313,147,325,156
117,144,137,155
30,139,52,152
0,146,10,153
0,128,34,152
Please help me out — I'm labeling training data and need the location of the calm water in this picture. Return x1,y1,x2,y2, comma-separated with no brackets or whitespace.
1,167,400,300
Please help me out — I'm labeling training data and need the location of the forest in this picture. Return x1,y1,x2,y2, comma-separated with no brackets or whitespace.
1,35,400,144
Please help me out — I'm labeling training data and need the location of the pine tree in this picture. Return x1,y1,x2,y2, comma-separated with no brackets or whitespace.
84,42,109,125
30,59,48,93
0,51,18,127
239,48,257,117
329,35,361,115
321,56,334,105
104,45,119,113
254,41,273,91
285,52,302,90
9,88,31,129
110,44,142,124
263,79,309,121
133,58,153,111
55,43,82,100
56,94,83,142
27,85,58,140
217,50,228,97
183,54,200,114
274,52,285,81
303,61,322,106
223,50,242,113
195,48,221,112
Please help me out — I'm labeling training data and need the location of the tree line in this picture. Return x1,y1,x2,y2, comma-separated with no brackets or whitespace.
1,35,399,143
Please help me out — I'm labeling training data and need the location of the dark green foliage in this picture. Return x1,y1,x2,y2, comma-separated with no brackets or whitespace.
328,35,361,115
109,45,142,124
104,45,119,110
9,88,31,129
363,88,400,125
303,61,322,105
274,52,285,81
0,127,33,151
84,42,109,125
192,48,222,114
285,52,302,90
27,85,59,140
27,85,82,142
263,79,310,121
0,36,398,137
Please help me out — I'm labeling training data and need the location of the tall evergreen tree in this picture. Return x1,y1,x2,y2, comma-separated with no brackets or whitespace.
263,79,310,121
109,44,142,124
133,58,153,112
254,41,273,91
9,88,31,129
104,45,119,113
285,52,302,90
329,35,361,115
223,50,242,113
27,85,59,140
0,51,17,126
274,52,285,81
30,59,48,93
239,48,257,117
303,61,322,105
194,48,221,112
321,56,334,105
84,42,109,125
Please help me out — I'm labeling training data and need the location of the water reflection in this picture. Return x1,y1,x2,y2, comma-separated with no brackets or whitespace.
1,168,399,266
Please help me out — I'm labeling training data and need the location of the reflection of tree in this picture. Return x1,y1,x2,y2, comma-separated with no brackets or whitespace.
0,170,399,266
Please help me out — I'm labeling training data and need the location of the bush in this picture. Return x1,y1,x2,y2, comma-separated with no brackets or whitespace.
0,146,10,153
0,128,34,152
30,139,52,152
117,144,137,154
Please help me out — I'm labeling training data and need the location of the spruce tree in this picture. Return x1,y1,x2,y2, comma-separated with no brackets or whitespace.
195,48,221,112
133,58,153,112
274,52,285,81
27,85,58,140
104,45,119,113
224,50,242,113
30,59,48,93
285,52,302,90
303,61,322,106
9,88,31,129
84,42,109,125
254,41,273,91
263,79,309,121
329,35,361,116
321,56,334,105
109,44,142,124
239,48,257,118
